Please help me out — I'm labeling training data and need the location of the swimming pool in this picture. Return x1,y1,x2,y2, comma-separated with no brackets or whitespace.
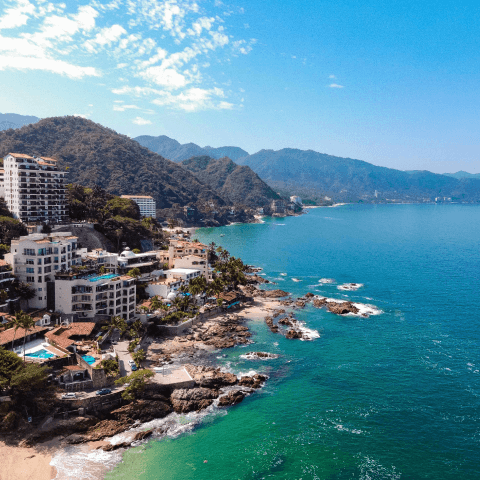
88,274,117,282
25,349,56,359
82,355,96,365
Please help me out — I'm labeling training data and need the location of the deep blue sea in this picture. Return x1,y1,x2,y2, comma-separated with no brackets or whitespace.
108,204,480,480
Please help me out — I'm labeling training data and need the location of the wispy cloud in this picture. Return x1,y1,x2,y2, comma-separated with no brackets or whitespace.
328,83,344,88
0,0,255,110
113,103,140,111
329,74,336,79
133,116,152,125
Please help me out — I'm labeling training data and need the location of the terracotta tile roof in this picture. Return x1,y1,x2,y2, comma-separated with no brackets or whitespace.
0,259,9,267
8,153,33,159
0,325,49,347
45,322,95,349
40,157,58,162
119,275,134,281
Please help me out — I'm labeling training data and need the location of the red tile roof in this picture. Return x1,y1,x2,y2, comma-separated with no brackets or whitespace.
45,322,96,349
0,325,50,347
8,153,33,159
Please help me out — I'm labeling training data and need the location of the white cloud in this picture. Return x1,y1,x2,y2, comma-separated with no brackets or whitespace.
329,74,336,79
113,103,139,111
133,116,152,125
0,0,35,30
152,86,230,112
328,83,344,88
140,65,187,88
84,24,126,52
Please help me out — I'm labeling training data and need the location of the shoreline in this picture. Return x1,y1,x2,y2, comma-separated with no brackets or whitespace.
0,293,291,480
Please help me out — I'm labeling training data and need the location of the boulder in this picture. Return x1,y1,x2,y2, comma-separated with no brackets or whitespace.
170,388,219,413
327,302,359,315
133,429,153,441
218,391,245,407
313,298,328,308
85,419,134,441
111,400,171,423
101,441,130,451
305,292,315,298
238,374,267,389
286,329,303,340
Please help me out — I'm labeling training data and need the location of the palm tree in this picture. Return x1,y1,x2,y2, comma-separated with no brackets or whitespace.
8,312,23,351
17,311,35,362
15,282,36,310
150,295,161,311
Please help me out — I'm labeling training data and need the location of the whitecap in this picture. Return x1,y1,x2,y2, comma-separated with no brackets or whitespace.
319,278,335,284
292,278,301,282
280,273,287,276
337,283,364,291
239,352,280,360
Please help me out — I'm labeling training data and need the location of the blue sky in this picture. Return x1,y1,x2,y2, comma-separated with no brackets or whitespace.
0,0,478,173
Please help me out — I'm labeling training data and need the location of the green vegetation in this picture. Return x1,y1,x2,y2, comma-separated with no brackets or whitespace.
0,216,28,245
115,369,154,401
102,315,128,336
127,267,141,278
128,338,140,353
97,358,120,377
132,349,146,367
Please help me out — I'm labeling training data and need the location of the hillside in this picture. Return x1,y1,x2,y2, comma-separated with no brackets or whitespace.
0,116,226,209
0,113,39,131
135,135,249,162
443,171,480,180
235,148,480,202
181,156,280,207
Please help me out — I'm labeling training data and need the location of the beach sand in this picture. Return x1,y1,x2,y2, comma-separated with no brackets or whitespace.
0,441,57,480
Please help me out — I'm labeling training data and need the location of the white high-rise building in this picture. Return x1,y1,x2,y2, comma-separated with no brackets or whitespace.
2,153,68,224
5,233,80,310
121,195,156,218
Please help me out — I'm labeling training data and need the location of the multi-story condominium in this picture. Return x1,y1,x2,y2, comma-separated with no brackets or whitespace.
174,254,211,280
2,153,68,224
120,195,156,218
168,240,208,269
6,232,79,309
54,272,136,320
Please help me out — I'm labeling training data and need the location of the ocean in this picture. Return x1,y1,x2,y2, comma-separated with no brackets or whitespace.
61,204,480,480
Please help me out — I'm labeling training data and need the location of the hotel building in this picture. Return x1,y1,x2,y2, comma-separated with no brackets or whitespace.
120,195,156,218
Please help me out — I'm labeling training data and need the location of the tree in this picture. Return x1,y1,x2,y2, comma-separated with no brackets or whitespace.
0,289,9,303
115,369,154,401
127,267,141,279
132,348,146,367
150,295,161,311
17,312,35,363
103,315,128,336
99,265,106,275
14,282,35,310
0,347,22,392
8,311,25,351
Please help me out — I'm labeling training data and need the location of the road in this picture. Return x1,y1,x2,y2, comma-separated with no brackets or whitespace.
115,340,134,377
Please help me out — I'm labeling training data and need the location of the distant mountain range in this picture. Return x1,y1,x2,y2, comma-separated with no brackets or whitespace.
0,113,40,131
135,135,249,162
443,171,480,180
180,156,280,207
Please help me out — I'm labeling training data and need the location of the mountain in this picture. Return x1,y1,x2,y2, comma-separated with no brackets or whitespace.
0,116,226,209
180,156,280,207
443,171,480,180
235,148,480,202
0,113,40,131
134,135,249,162
202,146,249,161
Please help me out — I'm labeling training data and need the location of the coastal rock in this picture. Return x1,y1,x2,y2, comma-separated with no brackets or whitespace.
238,374,268,389
170,388,219,413
85,419,134,441
278,318,293,326
111,400,171,423
218,391,245,407
285,329,303,339
313,298,328,308
243,351,278,359
272,309,285,318
295,300,306,308
265,316,279,333
305,292,315,299
186,365,238,388
247,274,270,284
133,429,154,441
101,441,130,451
327,301,359,315
262,289,289,298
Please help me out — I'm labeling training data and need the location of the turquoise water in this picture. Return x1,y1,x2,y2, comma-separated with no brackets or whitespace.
88,274,117,282
25,348,55,359
109,204,480,480
82,355,96,365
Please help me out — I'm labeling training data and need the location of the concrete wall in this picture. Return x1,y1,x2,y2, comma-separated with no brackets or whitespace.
156,317,194,336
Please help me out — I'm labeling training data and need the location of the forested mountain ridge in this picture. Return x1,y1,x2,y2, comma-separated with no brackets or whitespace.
0,116,226,209
180,156,280,207
135,134,249,162
235,148,480,202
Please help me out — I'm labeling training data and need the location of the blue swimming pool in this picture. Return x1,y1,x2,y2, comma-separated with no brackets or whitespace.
88,274,117,282
25,349,55,359
82,355,96,365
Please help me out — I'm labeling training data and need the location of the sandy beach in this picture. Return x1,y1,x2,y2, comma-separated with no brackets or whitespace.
0,441,57,480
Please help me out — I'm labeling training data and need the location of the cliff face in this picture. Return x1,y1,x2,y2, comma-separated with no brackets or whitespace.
0,116,226,209
180,156,280,207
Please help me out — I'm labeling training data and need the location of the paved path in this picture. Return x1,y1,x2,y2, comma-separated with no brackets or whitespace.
115,340,133,377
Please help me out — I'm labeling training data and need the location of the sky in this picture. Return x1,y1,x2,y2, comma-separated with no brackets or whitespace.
0,0,479,173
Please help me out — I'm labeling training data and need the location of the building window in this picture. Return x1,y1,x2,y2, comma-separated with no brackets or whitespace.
26,267,34,273
38,297,42,301
38,276,42,282
37,258,42,264
38,288,42,292
26,276,34,282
